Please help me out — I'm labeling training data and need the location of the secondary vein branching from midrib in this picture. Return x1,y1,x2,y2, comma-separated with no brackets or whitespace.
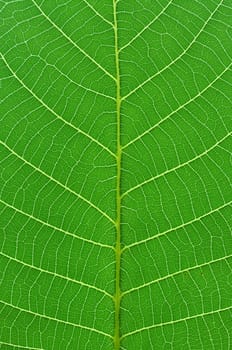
31,0,116,82
0,53,116,159
113,0,122,349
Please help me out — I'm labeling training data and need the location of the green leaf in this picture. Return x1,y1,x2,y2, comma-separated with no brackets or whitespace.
0,0,231,349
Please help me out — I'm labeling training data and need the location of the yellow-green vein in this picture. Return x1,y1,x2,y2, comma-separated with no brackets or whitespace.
113,0,122,349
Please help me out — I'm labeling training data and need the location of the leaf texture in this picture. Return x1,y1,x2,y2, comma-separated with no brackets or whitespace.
0,0,232,349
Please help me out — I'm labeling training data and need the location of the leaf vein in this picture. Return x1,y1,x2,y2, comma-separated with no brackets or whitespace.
119,0,173,52
122,132,231,198
122,255,232,296
121,306,232,339
31,0,116,82
1,252,113,299
123,201,231,250
1,53,116,158
122,62,231,149
0,342,44,350
0,141,115,225
0,301,113,339
121,0,223,101
83,0,114,27
0,199,113,249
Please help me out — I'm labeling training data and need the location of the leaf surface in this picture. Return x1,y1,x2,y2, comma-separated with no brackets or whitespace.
0,0,232,349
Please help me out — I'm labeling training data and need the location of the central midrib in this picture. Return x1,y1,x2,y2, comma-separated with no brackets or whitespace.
113,0,122,349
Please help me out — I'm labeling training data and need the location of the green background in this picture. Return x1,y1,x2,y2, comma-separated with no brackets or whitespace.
0,0,232,349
